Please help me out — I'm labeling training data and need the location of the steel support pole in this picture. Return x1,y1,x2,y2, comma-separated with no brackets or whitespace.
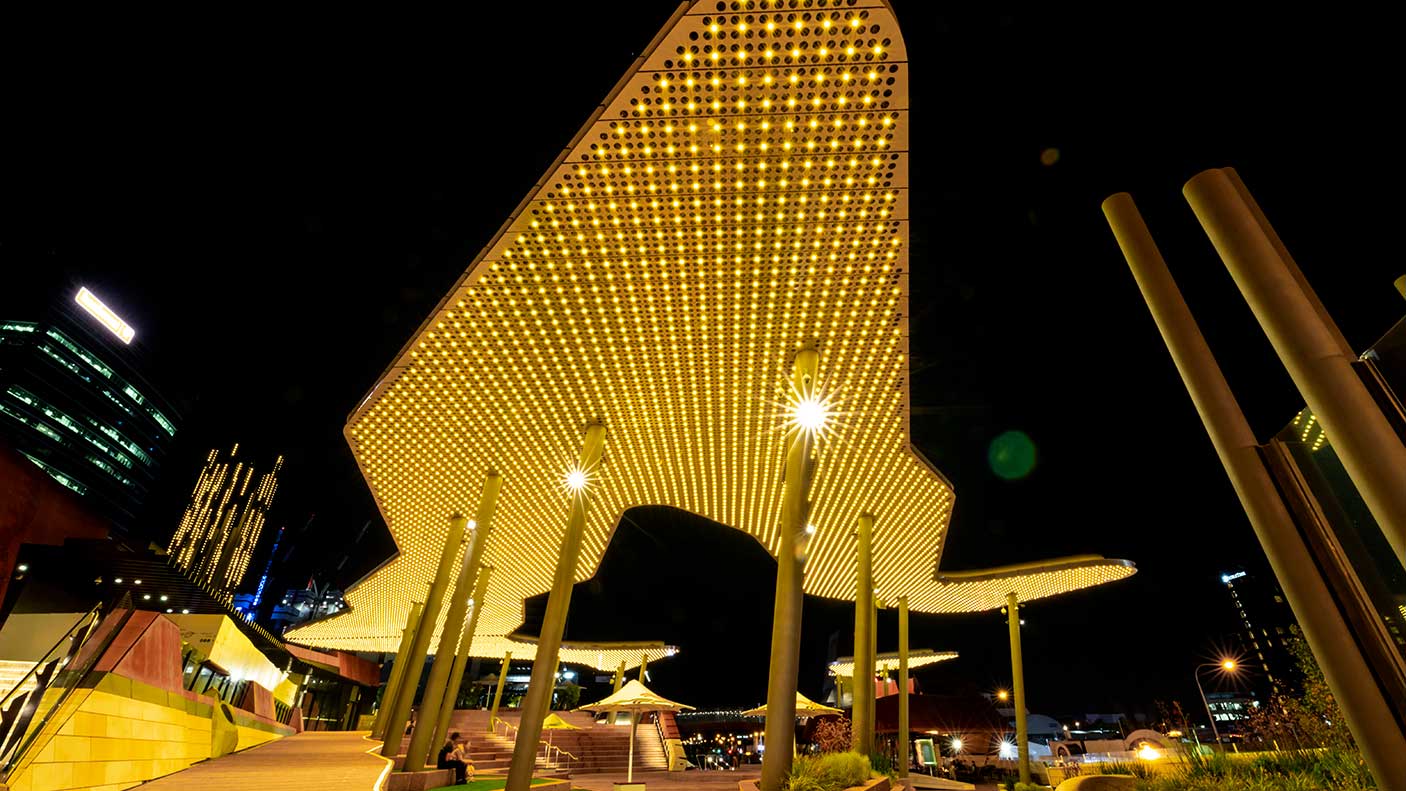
1194,666,1223,748
371,601,423,739
405,475,504,770
505,423,606,791
1104,192,1406,790
1006,592,1029,787
613,661,626,692
488,652,512,733
851,514,875,756
430,566,494,752
1185,169,1406,565
897,596,909,780
760,347,819,791
381,514,470,759
639,652,649,683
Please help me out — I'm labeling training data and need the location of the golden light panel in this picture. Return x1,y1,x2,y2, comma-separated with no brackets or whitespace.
929,555,1137,613
829,649,958,679
286,0,1132,654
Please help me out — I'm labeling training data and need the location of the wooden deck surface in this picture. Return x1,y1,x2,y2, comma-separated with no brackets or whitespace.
139,730,390,790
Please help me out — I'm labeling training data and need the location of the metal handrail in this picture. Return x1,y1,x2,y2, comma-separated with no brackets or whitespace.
490,715,579,769
0,606,101,709
1,594,135,781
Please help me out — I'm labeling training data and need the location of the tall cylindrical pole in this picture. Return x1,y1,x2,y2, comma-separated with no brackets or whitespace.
505,423,606,791
430,565,495,752
613,661,626,692
851,514,875,756
371,601,423,739
1185,169,1406,564
897,596,909,780
760,347,820,791
639,651,649,683
1194,666,1222,748
1104,192,1406,789
381,514,471,759
1006,592,1029,786
405,475,504,770
488,652,512,733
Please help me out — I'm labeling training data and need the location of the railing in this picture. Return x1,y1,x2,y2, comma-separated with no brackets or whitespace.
0,594,135,782
490,716,580,770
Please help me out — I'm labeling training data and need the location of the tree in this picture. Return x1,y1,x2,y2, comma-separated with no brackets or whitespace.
812,716,852,754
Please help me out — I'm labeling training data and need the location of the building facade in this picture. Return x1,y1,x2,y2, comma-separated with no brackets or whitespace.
1221,568,1300,697
0,286,180,537
167,445,284,599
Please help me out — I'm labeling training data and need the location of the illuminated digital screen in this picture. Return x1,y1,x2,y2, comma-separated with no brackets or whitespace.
75,287,135,344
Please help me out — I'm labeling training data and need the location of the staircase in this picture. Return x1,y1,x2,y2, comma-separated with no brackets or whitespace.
424,709,668,777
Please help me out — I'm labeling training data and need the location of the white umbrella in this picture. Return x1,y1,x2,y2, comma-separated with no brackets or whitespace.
577,679,693,783
741,691,843,720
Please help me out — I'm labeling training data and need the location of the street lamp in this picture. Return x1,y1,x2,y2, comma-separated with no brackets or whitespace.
1194,659,1238,750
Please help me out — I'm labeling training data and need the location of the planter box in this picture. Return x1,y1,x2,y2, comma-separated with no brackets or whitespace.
387,769,456,791
738,776,889,791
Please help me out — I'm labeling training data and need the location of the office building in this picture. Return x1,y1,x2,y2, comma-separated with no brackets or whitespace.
167,444,284,599
0,285,180,537
1221,568,1300,697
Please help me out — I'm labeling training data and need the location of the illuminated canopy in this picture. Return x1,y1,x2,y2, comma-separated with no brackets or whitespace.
829,649,958,679
930,555,1137,614
286,0,1133,654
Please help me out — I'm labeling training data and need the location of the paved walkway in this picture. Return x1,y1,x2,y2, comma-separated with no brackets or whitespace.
140,731,390,790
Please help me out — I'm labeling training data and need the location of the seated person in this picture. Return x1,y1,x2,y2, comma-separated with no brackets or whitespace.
437,732,471,784
450,738,475,782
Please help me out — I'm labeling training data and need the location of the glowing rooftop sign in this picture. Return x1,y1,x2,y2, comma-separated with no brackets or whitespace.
74,287,135,344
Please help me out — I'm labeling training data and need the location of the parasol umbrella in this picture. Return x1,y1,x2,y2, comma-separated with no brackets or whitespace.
541,712,582,750
742,691,843,721
577,679,693,785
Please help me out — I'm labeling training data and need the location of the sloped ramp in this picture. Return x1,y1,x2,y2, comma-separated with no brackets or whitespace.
137,731,389,791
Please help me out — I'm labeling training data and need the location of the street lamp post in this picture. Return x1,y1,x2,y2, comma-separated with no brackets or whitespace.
1005,593,1030,787
1194,660,1237,751
760,346,822,791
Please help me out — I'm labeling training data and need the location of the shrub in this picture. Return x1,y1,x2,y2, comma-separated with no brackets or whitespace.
786,751,872,791
812,716,852,754
867,750,895,780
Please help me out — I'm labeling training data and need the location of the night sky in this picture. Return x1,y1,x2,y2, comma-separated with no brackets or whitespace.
5,3,1401,720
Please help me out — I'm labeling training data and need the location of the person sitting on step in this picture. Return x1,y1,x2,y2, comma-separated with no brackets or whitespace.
438,732,471,784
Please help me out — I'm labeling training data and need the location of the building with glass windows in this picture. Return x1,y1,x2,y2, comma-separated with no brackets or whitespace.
167,444,285,599
1220,568,1300,697
0,286,180,538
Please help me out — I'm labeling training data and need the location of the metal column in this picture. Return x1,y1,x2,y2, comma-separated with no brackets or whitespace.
505,422,606,791
897,596,909,780
487,651,512,733
405,474,504,769
1104,192,1406,790
851,514,875,756
760,347,820,791
381,514,470,759
429,566,494,751
1006,592,1029,787
1185,168,1406,565
371,601,423,740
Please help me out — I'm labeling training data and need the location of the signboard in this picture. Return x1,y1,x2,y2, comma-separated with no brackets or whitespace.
915,738,937,768
75,287,135,344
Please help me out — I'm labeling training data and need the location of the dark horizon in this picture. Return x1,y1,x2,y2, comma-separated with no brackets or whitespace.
3,1,1401,718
